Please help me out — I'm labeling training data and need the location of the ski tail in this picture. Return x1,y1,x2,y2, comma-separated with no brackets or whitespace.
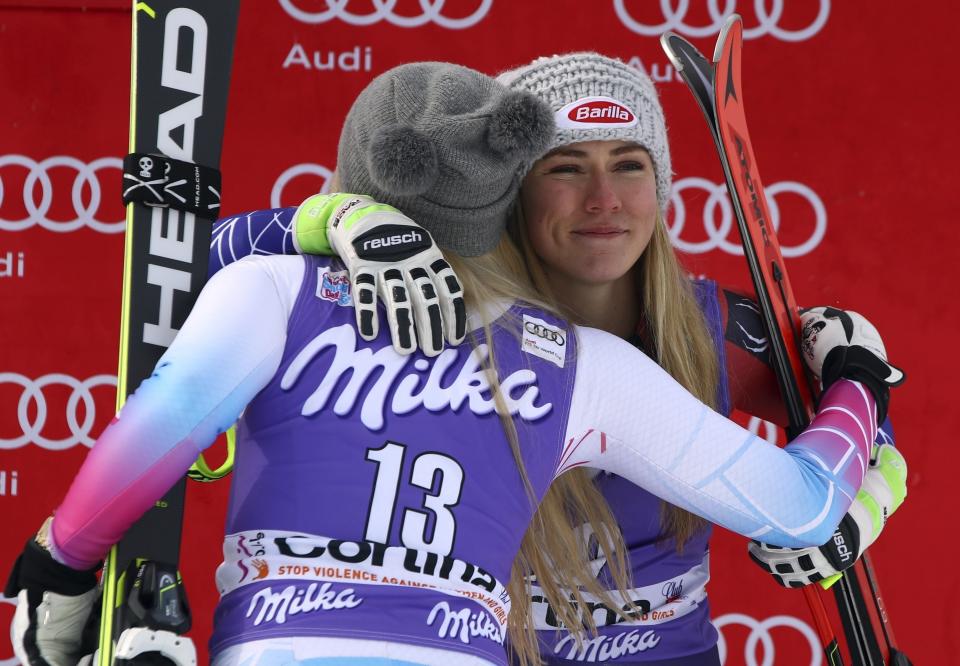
662,33,717,129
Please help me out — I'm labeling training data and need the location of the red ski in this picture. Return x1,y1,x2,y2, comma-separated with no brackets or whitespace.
662,14,910,666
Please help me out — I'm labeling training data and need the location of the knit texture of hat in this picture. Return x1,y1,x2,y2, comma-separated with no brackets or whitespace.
337,62,555,256
499,53,672,212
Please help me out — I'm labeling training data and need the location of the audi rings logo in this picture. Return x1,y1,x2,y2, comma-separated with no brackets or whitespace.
524,321,565,345
271,163,334,208
715,613,819,666
613,0,830,41
279,0,493,29
0,373,117,450
0,155,124,233
667,177,826,257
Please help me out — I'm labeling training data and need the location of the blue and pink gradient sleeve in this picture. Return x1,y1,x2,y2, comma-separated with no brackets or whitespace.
49,256,302,570
563,327,877,548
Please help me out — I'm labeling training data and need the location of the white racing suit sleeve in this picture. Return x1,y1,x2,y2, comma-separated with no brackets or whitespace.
560,326,877,548
50,256,304,570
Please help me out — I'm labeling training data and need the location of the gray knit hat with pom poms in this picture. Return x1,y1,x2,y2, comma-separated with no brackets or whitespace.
337,61,555,256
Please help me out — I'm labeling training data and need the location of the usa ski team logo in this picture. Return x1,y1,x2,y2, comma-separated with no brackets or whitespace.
317,268,352,306
555,96,638,130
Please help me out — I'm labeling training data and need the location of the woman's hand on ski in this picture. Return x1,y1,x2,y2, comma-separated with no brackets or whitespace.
748,443,907,587
800,307,905,423
5,519,99,665
294,193,466,357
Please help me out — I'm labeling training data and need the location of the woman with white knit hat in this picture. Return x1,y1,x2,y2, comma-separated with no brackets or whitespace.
495,52,906,665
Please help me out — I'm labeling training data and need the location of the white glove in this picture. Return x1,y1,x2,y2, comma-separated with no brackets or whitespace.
800,307,903,382
5,522,99,666
800,307,905,423
294,193,466,356
13,588,97,666
748,443,907,587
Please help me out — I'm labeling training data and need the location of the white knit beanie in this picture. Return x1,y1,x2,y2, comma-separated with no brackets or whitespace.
498,52,672,212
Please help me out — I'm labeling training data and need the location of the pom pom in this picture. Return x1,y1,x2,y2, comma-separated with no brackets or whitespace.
487,91,555,159
367,125,439,195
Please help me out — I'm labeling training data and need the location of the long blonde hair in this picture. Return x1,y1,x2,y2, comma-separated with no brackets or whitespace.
445,237,635,666
508,204,720,548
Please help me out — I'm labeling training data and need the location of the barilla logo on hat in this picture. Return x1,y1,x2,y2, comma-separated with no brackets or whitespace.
555,96,638,130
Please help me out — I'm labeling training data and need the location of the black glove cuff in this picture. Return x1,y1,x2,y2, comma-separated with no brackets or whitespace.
4,539,99,597
819,513,861,573
821,345,892,425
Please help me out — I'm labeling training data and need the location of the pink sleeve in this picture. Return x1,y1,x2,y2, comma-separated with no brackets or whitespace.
49,257,294,569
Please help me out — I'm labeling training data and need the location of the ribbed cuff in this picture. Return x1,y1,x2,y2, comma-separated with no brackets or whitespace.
292,193,346,256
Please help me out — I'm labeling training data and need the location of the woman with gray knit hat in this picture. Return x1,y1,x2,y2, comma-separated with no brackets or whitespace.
299,52,907,665
210,55,903,666
5,59,901,666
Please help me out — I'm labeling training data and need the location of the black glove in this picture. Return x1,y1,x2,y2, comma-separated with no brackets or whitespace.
748,443,907,587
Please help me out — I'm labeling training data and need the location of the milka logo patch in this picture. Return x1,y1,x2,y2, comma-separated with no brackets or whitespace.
556,96,638,130
427,601,504,646
522,314,566,368
553,629,661,662
246,582,362,626
281,324,552,430
317,268,351,306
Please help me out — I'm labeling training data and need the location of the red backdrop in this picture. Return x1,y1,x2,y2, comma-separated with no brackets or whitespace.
2,2,957,664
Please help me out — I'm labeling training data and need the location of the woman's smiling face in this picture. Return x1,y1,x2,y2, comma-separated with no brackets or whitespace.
520,140,659,287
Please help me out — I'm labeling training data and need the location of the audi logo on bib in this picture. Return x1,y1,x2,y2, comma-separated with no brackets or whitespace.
612,0,831,41
0,155,124,233
524,321,565,345
667,177,826,257
279,0,494,29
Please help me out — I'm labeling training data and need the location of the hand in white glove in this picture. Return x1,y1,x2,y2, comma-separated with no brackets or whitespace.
748,442,907,587
800,307,905,424
294,193,466,357
5,520,99,665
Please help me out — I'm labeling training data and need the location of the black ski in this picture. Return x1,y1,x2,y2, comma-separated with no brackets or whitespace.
661,14,910,666
98,2,240,664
